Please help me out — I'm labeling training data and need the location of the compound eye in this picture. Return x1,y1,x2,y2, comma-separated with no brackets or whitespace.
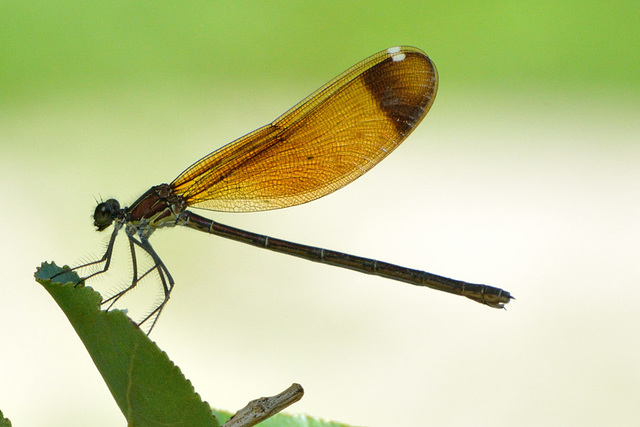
93,199,120,231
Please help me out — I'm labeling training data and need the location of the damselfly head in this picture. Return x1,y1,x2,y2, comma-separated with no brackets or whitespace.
94,199,120,231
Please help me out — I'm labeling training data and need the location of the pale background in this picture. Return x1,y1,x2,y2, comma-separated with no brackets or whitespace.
1,2,639,426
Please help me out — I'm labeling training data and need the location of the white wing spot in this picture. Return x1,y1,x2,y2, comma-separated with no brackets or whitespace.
387,47,406,62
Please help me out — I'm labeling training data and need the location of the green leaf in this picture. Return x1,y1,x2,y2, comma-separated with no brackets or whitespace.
35,261,357,427
0,410,12,427
211,409,355,427
35,262,219,427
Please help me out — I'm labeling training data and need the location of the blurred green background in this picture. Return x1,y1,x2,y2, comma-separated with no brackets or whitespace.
1,1,639,426
3,1,639,100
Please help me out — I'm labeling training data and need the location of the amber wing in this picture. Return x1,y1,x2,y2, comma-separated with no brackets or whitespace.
171,46,438,212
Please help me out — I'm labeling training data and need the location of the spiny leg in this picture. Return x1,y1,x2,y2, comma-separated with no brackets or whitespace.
102,232,143,310
133,236,175,333
99,234,175,333
50,223,121,284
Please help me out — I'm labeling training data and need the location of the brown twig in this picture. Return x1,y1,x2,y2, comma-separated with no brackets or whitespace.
223,383,304,427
